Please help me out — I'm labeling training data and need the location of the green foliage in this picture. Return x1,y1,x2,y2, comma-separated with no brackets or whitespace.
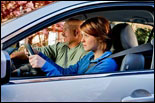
135,28,152,45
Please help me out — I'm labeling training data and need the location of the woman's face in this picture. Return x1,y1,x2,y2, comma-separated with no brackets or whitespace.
81,31,98,52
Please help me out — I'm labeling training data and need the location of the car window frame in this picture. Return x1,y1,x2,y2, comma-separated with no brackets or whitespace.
1,2,154,82
9,70,154,84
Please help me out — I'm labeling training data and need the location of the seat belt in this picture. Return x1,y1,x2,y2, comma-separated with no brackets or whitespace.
84,42,153,73
108,42,153,59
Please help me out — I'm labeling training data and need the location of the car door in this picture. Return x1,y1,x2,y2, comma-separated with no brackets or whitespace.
1,71,154,102
1,1,154,102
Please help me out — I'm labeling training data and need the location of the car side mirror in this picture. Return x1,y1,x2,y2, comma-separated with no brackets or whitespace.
1,50,11,84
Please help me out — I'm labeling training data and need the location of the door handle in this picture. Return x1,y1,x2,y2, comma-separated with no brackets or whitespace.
121,94,154,102
122,89,154,102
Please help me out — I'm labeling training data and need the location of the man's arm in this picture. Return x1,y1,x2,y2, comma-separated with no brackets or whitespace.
10,42,59,62
10,51,28,60
10,48,39,60
35,42,61,60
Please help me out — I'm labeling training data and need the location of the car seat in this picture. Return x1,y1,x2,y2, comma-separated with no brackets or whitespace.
110,23,145,71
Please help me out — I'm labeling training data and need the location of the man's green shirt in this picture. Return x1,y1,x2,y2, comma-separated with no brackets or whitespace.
36,42,87,68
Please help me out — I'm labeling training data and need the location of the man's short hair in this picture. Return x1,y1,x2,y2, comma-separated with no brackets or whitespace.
66,18,83,27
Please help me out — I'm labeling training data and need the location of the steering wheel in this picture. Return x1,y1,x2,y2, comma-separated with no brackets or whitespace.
24,44,35,56
11,44,46,77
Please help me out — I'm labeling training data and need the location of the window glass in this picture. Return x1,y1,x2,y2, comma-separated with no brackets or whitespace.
112,22,153,45
6,9,154,79
19,22,65,49
9,22,65,78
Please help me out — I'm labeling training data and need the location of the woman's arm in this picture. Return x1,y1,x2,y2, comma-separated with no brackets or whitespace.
38,52,80,76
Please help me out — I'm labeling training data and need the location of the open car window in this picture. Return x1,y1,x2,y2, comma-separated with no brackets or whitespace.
3,5,154,79
8,22,65,78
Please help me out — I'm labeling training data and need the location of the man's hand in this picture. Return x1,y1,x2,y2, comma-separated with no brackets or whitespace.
10,48,39,60
10,51,28,60
29,55,46,68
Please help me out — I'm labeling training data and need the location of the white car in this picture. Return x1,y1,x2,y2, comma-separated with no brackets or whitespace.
1,1,154,102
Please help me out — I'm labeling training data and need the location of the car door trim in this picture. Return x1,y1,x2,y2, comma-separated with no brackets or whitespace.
8,70,154,85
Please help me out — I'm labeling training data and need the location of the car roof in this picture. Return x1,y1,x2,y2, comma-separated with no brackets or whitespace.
1,1,154,39
1,1,105,39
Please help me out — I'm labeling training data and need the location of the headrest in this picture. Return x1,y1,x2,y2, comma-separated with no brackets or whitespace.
111,23,138,52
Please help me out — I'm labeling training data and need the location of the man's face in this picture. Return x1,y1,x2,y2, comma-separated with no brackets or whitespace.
62,23,75,43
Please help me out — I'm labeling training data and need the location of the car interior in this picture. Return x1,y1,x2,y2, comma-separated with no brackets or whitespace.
6,8,154,77
70,9,154,71
110,23,144,71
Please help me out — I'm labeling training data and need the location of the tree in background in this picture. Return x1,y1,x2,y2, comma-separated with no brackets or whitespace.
135,28,152,44
1,1,55,23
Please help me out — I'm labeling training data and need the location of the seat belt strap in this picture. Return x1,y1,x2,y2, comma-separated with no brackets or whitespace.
108,43,153,58
83,42,153,72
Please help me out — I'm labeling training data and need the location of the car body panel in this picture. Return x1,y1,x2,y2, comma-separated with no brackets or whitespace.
1,1,154,102
1,72,154,102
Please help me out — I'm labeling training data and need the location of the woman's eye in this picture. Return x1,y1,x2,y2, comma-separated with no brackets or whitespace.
84,34,89,37
82,32,89,37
